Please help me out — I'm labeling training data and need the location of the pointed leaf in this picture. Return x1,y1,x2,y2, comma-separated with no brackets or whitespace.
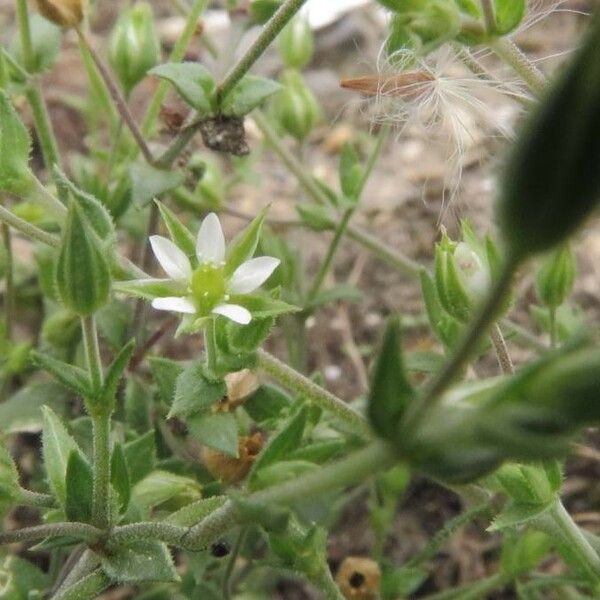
170,362,226,419
65,450,93,522
101,541,178,583
156,201,196,258
148,356,184,405
31,351,92,397
187,411,239,457
123,430,156,485
99,340,135,407
42,406,81,506
111,443,131,512
339,143,363,201
150,62,215,113
221,75,282,117
368,317,415,442
129,163,185,208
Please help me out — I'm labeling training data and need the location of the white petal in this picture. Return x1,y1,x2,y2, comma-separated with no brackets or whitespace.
228,257,280,294
151,296,197,314
212,303,252,324
150,236,192,281
196,212,225,264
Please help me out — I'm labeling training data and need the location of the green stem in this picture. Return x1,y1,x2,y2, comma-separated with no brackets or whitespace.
81,316,103,392
222,527,248,599
422,573,506,600
205,319,218,372
490,38,546,96
91,413,111,530
490,323,514,375
0,204,59,247
537,499,600,584
2,223,14,340
141,0,209,135
257,349,372,439
216,0,308,104
404,257,519,431
479,0,496,33
0,523,101,545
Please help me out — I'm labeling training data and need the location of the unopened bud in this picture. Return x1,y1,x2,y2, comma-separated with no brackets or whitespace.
273,69,320,141
535,244,576,309
279,15,314,70
35,0,84,28
336,556,381,600
54,203,112,316
109,2,160,96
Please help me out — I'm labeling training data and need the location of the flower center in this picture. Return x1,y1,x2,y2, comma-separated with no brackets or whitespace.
190,263,227,315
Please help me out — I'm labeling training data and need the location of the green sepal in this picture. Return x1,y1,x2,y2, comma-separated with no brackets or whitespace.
368,317,415,442
30,350,92,398
65,450,93,523
156,201,196,259
113,278,186,301
224,207,268,276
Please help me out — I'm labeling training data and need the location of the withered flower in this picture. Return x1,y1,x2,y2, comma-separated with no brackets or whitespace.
35,0,84,28
201,433,263,485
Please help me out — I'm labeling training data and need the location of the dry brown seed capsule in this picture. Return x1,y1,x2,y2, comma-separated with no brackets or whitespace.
35,0,85,28
214,369,260,413
335,556,381,600
201,433,263,485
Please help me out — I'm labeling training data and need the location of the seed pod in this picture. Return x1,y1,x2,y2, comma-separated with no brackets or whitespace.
535,244,576,309
335,556,381,600
273,69,321,141
279,15,314,70
35,0,84,28
109,2,160,96
55,203,112,316
498,11,600,259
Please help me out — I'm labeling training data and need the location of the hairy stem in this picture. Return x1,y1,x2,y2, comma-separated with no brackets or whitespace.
2,224,14,340
81,316,103,392
17,488,56,508
0,523,101,545
490,38,546,96
216,0,308,104
257,349,371,438
205,318,218,372
490,323,514,374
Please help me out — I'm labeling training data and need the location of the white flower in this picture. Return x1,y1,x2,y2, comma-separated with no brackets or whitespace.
148,213,280,325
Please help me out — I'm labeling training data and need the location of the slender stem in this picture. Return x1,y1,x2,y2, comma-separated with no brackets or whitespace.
479,0,496,33
216,0,308,104
257,349,372,439
2,224,14,340
253,111,423,276
0,205,59,247
222,527,248,599
0,523,101,545
422,573,506,600
490,323,514,374
404,257,518,431
76,29,155,165
141,0,209,135
490,38,546,96
205,318,218,372
306,209,353,304
91,413,111,530
537,499,600,584
549,306,557,348
155,121,202,168
15,0,34,69
17,488,56,508
81,316,103,392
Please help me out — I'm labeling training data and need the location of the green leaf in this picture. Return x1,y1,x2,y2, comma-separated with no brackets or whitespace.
111,443,131,512
0,90,33,196
0,382,68,433
0,556,49,598
295,203,335,231
129,162,185,208
187,411,239,457
368,317,415,442
244,383,291,423
156,201,196,258
289,438,346,463
494,0,525,35
123,430,156,484
224,207,268,276
254,459,318,488
102,541,178,583
149,356,185,405
166,495,227,526
248,407,306,489
339,144,363,201
381,565,428,599
150,62,215,113
0,445,20,519
488,501,552,532
221,75,282,117
231,293,299,318
113,278,186,301
132,470,201,511
98,340,135,408
65,450,93,522
170,362,226,419
42,406,82,506
31,350,92,397
500,530,551,578
124,377,152,434
226,317,274,354
231,493,289,532
97,300,132,351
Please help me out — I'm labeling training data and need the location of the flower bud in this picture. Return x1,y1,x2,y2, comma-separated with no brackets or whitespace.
498,11,600,259
35,0,84,28
54,203,112,316
109,2,160,96
335,556,381,600
273,69,321,141
279,15,314,70
535,244,576,309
